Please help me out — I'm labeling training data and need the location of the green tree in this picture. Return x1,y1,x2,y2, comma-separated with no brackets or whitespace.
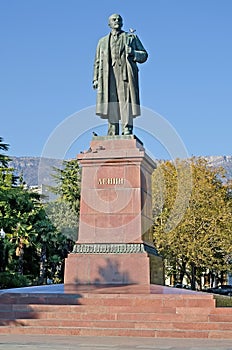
45,201,78,241
0,139,72,286
153,158,232,289
46,158,81,243
50,159,81,213
0,183,72,284
0,137,10,167
31,208,72,284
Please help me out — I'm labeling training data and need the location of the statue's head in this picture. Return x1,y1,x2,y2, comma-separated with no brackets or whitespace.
108,14,123,31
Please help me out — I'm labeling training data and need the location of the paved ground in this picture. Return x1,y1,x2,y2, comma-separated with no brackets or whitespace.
0,335,231,350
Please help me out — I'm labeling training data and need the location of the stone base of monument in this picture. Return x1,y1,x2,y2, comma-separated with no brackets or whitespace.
64,135,164,286
64,243,164,285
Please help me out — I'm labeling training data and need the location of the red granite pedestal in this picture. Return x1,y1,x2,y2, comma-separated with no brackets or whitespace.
64,136,164,285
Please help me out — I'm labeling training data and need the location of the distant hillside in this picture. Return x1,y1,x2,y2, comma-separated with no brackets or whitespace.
205,156,232,179
9,155,232,187
9,156,63,187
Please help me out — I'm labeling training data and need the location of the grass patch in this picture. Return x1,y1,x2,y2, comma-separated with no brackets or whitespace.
214,294,232,307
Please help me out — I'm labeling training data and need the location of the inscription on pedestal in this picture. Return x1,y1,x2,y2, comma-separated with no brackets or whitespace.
98,178,124,185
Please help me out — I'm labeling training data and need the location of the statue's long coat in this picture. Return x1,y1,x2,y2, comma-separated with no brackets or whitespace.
93,31,148,119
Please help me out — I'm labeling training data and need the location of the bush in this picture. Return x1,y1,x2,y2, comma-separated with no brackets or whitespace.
214,295,232,307
0,272,31,289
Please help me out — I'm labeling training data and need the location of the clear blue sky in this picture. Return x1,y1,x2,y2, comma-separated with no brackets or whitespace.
1,0,232,160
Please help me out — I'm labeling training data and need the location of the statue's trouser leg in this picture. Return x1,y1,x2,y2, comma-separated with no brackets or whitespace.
122,116,133,135
108,66,120,135
116,70,133,135
108,122,119,135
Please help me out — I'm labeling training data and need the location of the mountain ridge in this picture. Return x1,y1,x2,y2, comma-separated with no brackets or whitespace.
9,155,232,187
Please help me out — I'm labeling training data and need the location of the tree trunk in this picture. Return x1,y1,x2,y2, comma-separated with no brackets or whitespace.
18,253,24,275
190,262,196,290
39,244,47,284
179,260,186,285
0,239,5,272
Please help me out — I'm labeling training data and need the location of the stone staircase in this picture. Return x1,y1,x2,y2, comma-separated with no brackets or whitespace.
0,287,232,338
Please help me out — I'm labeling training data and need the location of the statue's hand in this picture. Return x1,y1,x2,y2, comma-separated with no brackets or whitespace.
126,45,134,57
93,80,98,89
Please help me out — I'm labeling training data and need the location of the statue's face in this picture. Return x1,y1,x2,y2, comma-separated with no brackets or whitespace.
108,14,123,31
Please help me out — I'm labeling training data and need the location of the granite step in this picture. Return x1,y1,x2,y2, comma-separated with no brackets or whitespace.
3,318,232,331
0,325,232,339
0,309,219,323
0,292,214,304
0,304,216,317
0,289,232,339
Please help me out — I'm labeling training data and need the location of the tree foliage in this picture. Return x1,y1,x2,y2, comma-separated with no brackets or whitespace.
45,159,81,243
0,137,10,167
153,158,232,289
0,137,72,287
45,201,78,242
50,159,81,214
